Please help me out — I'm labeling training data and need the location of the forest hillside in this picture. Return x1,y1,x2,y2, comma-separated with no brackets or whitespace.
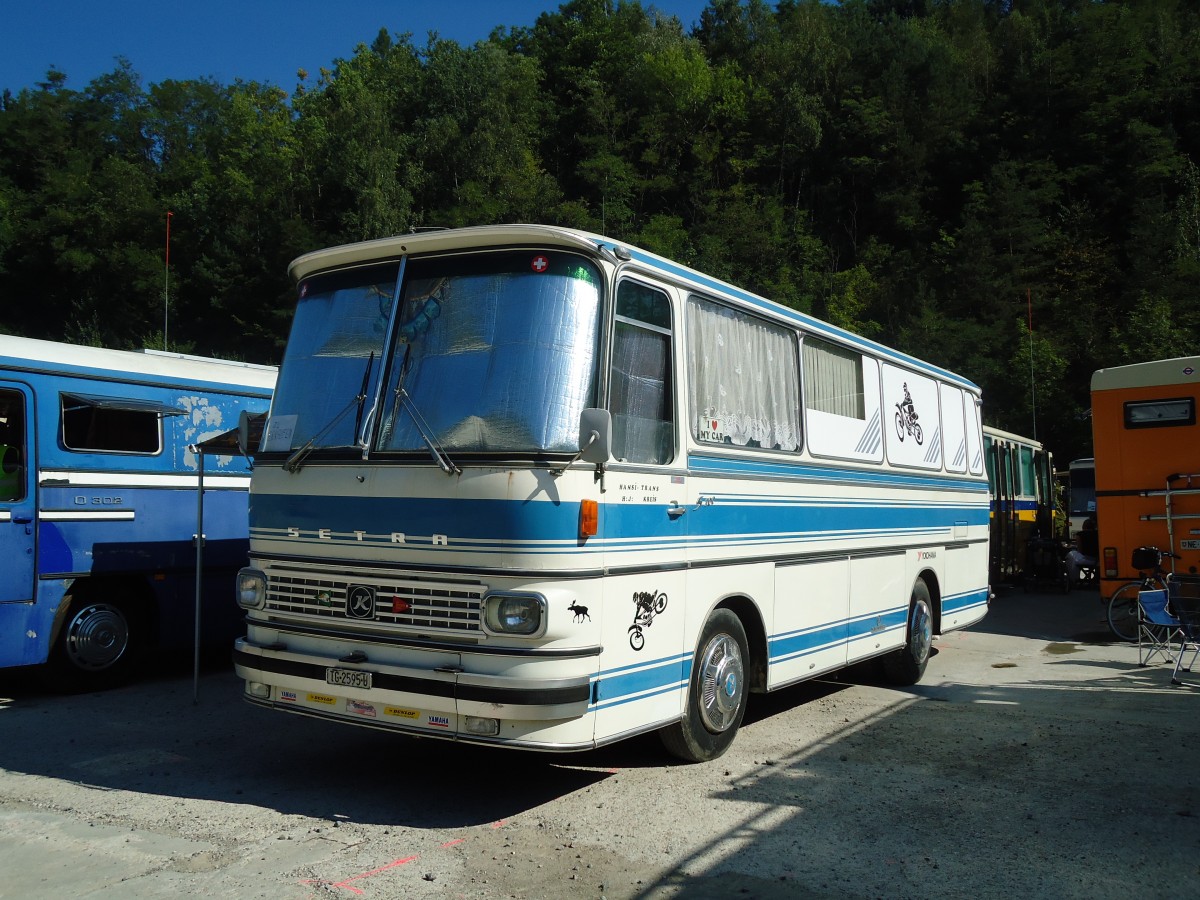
2,0,1198,462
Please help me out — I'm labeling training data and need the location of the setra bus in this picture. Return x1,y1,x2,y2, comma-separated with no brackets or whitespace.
982,426,1055,584
233,225,991,761
1091,357,1200,605
0,336,275,688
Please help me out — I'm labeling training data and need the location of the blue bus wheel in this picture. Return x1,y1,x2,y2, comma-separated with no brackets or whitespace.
44,596,142,691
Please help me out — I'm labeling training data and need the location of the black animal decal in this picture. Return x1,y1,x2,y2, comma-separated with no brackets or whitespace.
568,601,591,622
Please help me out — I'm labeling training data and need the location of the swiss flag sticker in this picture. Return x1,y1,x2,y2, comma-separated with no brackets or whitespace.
531,255,549,273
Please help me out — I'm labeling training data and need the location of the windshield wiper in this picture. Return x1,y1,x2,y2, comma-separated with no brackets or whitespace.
397,388,460,476
285,353,374,473
353,352,377,455
397,388,461,476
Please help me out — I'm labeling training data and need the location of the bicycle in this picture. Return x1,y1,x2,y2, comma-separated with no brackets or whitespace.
1106,546,1179,642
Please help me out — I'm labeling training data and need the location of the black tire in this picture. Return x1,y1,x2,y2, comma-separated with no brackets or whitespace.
894,411,905,441
43,594,142,691
660,609,749,763
1106,582,1144,642
881,581,933,686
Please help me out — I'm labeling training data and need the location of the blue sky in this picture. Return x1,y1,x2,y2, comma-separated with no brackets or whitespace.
1,0,714,95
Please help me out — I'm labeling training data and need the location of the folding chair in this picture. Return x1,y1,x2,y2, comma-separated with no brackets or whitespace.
1137,589,1188,667
1166,591,1200,686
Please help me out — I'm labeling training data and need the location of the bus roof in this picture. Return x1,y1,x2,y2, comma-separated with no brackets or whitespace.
288,224,981,393
981,424,1043,449
1091,357,1200,392
0,334,277,392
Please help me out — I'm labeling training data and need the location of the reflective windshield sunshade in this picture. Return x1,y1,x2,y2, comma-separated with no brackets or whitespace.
376,250,602,454
264,263,399,452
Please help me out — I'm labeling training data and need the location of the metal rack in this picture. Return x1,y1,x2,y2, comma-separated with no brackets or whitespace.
1140,472,1200,572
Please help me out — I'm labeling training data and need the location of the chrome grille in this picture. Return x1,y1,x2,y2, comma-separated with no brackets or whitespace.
265,572,483,635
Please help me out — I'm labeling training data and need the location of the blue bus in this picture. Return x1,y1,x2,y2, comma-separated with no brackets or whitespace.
0,336,275,688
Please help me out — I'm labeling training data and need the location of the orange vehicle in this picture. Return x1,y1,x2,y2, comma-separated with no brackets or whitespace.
1091,357,1200,606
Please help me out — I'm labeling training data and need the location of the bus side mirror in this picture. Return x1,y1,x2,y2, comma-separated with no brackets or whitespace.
578,408,612,464
237,409,253,457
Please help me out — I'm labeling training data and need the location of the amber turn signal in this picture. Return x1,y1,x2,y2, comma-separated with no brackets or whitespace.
580,499,598,537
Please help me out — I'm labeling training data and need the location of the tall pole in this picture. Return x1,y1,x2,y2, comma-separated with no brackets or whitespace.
193,444,205,704
164,211,173,351
1027,287,1037,441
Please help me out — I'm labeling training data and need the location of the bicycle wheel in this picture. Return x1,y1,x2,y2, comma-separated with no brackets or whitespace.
1106,580,1162,642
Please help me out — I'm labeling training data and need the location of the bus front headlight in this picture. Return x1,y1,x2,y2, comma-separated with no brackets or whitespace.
483,592,546,637
237,568,267,610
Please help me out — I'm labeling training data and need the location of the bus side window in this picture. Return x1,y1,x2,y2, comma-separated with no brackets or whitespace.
689,296,801,452
61,396,162,453
610,281,674,465
0,389,26,502
1020,446,1036,497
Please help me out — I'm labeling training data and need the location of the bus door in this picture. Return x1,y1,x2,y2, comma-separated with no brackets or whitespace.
594,277,688,732
0,383,35,603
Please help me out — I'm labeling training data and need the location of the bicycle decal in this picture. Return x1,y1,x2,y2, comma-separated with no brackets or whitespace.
894,382,924,445
628,589,668,651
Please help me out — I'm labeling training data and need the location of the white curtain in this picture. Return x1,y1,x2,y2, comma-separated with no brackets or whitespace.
611,322,672,464
687,298,800,451
803,337,865,419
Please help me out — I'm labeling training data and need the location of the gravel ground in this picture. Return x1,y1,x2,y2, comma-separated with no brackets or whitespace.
1,585,1197,899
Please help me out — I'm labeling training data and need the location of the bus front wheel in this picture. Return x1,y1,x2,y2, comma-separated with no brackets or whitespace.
881,581,933,686
660,609,749,763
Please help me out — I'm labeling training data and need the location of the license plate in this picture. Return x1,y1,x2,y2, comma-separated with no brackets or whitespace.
1181,540,1200,550
326,667,372,690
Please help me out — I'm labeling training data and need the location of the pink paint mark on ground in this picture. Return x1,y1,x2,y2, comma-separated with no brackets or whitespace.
301,856,419,895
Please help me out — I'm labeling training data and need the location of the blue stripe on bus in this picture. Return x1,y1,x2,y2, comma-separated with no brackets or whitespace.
768,620,849,663
687,453,989,492
990,498,1040,511
251,494,989,552
590,653,690,710
589,595,985,710
941,588,990,614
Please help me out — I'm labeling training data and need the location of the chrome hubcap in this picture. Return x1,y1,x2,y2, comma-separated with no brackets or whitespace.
911,599,932,664
698,633,744,733
64,603,129,671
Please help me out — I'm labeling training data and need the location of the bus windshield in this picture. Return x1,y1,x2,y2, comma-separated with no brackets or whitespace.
268,250,603,455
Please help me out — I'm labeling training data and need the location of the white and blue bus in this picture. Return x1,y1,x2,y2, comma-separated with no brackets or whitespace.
0,336,275,688
234,225,990,761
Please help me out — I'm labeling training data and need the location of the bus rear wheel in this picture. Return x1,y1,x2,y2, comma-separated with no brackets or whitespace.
44,593,142,691
881,581,933,686
660,609,749,763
